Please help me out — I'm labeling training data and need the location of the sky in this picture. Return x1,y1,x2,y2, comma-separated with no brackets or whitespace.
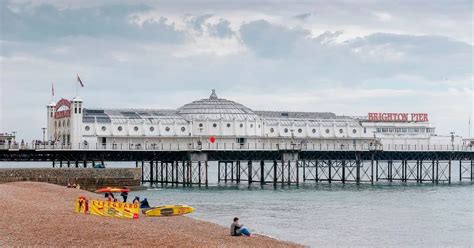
0,0,473,141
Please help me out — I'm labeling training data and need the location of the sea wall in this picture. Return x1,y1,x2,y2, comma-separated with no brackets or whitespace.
0,168,141,191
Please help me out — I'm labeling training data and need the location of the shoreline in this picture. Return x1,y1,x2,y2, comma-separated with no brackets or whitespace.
0,181,302,247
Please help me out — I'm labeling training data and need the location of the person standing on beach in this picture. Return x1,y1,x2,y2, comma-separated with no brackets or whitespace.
120,188,128,202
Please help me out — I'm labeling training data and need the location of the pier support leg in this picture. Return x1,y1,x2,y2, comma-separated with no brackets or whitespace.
273,160,277,186
260,160,265,185
342,160,346,184
150,161,154,185
248,161,252,184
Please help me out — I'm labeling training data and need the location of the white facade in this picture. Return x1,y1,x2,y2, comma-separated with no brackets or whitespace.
46,90,463,150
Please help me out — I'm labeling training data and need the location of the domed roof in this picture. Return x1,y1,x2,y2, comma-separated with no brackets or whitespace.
177,90,259,121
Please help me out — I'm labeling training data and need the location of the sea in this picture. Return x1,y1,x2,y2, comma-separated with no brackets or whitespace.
2,161,473,247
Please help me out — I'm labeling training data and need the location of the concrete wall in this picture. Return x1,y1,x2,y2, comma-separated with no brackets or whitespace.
0,168,141,191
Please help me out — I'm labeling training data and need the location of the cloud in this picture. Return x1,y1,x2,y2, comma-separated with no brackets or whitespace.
1,2,187,43
294,13,311,21
0,1,472,140
239,20,310,58
207,18,234,38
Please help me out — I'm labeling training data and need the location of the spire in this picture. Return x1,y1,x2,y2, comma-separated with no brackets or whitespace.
209,89,218,99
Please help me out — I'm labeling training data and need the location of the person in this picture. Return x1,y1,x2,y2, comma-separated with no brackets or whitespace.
133,196,140,204
75,184,80,189
230,217,251,237
120,187,128,202
140,198,150,209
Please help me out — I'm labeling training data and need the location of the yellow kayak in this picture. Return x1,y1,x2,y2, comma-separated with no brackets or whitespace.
145,205,195,217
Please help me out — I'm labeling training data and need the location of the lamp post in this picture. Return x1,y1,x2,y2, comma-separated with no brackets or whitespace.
450,131,455,150
41,127,46,144
12,131,17,142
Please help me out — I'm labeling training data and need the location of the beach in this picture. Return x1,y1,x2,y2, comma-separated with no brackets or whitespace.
0,182,300,247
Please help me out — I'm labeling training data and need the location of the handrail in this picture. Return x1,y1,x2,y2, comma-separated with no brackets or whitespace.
1,143,472,152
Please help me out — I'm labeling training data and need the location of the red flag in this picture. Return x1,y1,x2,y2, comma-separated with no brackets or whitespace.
52,83,54,96
77,74,84,87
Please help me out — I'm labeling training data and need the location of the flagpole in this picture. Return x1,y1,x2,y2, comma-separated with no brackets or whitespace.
76,74,78,97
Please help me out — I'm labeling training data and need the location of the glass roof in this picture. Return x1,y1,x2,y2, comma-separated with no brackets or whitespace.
177,90,260,121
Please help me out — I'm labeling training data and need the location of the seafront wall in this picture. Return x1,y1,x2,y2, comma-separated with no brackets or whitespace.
0,168,141,191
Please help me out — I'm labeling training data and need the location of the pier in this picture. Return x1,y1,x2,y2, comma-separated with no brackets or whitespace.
1,144,472,186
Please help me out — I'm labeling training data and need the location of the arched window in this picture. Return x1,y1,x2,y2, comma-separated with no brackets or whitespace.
352,129,357,134
150,126,155,132
239,123,243,128
325,129,330,134
284,128,288,133
165,127,170,132
181,127,186,132
101,126,106,131
85,126,90,131
339,129,343,134
226,123,231,128
312,129,316,134
213,123,217,128
134,126,139,131
270,128,274,133
199,123,203,127
118,126,123,131
297,128,302,133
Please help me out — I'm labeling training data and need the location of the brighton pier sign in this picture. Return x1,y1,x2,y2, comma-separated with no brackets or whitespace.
368,113,429,122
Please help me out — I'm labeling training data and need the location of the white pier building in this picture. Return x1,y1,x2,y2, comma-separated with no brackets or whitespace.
46,90,463,150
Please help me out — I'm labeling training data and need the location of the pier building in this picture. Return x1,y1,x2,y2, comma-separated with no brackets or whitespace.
46,90,462,150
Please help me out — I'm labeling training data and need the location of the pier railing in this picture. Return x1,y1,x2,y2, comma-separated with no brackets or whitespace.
1,142,473,152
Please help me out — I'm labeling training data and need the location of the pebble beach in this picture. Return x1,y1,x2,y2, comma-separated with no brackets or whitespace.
0,181,301,247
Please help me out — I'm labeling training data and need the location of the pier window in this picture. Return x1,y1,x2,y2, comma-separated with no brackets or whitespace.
117,126,123,131
199,123,203,128
74,107,77,114
165,127,170,132
227,123,231,128
339,129,343,134
284,128,288,133
325,129,330,134
213,123,217,128
150,126,155,132
270,128,274,133
67,119,70,127
312,129,316,134
181,127,186,132
101,126,106,131
85,126,90,131
134,126,139,131
298,128,302,133
352,129,357,134
250,124,254,128
239,123,243,128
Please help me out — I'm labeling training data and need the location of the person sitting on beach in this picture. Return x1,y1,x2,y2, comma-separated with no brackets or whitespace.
140,198,150,209
230,217,251,237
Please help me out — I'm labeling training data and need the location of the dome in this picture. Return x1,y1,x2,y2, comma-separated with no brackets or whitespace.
177,90,259,121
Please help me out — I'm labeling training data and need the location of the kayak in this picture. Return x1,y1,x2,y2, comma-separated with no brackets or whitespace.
145,205,195,217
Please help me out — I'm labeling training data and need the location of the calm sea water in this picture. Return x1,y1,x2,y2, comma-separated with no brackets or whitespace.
2,162,473,247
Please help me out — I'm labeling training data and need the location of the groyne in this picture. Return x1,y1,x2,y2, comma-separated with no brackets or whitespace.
0,168,140,191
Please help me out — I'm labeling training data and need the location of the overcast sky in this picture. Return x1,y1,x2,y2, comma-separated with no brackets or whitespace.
0,0,473,141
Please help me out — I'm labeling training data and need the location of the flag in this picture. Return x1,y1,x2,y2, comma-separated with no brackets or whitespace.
52,83,55,96
77,74,84,87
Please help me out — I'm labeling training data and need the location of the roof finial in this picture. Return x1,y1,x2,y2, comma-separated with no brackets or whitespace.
210,89,218,99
